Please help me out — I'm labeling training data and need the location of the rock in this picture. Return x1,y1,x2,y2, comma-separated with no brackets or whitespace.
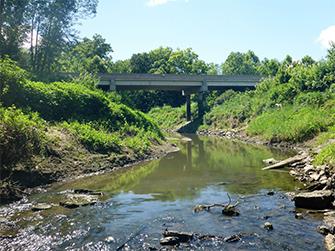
224,234,241,242
310,172,321,181
31,203,52,211
105,236,115,243
263,158,278,165
222,205,240,216
263,222,273,230
289,170,299,176
163,230,193,242
73,189,103,196
304,165,314,174
267,191,275,196
59,194,99,208
294,190,334,210
180,137,192,142
318,225,332,235
325,234,335,251
295,213,304,219
160,237,180,246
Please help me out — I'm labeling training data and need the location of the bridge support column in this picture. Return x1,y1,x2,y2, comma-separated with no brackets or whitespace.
186,95,191,121
109,80,116,91
198,92,205,118
198,81,208,118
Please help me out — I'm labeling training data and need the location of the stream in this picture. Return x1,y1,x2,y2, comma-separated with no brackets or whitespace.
0,135,325,250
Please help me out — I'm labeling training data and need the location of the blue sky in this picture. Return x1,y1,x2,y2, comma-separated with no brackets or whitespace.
77,0,335,64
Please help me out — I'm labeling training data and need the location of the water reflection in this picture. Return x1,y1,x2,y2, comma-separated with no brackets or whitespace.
47,134,297,202
0,135,324,251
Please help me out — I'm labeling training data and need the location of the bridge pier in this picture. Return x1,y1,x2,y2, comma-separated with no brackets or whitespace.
186,95,191,121
197,92,205,118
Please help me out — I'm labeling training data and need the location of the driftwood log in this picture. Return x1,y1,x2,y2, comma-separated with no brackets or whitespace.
262,153,308,170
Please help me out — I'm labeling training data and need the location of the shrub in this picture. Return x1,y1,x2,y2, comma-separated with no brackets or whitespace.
61,121,121,153
0,107,45,169
295,92,328,107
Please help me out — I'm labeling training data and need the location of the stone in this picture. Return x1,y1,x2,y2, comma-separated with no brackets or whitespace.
263,158,278,165
163,230,193,242
31,203,52,211
180,137,192,142
267,191,275,196
289,170,299,176
325,234,335,251
310,172,321,181
295,213,304,219
224,234,241,242
105,236,115,243
263,222,273,230
59,194,99,208
304,165,314,173
318,225,332,235
294,190,334,210
160,237,180,246
73,189,103,196
222,205,240,216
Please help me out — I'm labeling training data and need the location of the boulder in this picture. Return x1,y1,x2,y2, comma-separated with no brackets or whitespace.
318,225,332,235
294,190,334,210
59,194,99,208
160,236,180,246
163,230,193,242
325,234,335,251
263,222,273,231
31,203,52,211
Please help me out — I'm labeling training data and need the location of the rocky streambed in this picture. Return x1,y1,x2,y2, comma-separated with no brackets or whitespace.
0,134,332,250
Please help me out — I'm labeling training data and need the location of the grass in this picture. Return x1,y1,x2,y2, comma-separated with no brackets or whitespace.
148,103,198,130
247,106,333,143
314,143,335,167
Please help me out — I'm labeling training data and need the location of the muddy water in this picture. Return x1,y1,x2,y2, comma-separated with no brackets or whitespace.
0,135,325,250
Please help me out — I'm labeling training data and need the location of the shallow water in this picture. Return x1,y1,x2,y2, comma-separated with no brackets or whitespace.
0,135,325,250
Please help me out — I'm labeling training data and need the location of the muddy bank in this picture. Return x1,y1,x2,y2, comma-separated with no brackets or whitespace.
0,139,178,204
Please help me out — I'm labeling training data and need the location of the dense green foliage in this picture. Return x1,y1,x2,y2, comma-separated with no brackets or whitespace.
148,104,198,130
203,46,335,141
0,106,46,169
0,58,163,171
0,0,98,77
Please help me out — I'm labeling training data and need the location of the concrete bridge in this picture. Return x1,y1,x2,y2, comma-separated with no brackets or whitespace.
97,74,262,121
97,73,262,121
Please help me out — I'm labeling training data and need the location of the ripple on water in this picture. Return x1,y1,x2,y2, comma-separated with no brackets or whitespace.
0,135,326,250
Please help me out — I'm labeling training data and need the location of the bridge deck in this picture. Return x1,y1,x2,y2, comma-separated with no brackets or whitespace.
97,73,262,92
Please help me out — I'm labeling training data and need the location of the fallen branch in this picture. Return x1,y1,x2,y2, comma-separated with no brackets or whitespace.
262,153,308,170
193,193,239,215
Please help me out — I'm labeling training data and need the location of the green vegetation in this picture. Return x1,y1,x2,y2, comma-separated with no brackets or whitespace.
247,106,332,142
148,103,198,130
0,58,163,175
0,106,46,168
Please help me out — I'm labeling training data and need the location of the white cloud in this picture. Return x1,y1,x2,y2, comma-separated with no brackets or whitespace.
146,0,189,7
317,25,335,49
147,0,173,7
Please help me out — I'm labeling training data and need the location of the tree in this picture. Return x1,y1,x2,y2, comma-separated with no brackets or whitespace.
221,50,260,75
56,34,113,74
258,58,280,77
0,0,30,60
